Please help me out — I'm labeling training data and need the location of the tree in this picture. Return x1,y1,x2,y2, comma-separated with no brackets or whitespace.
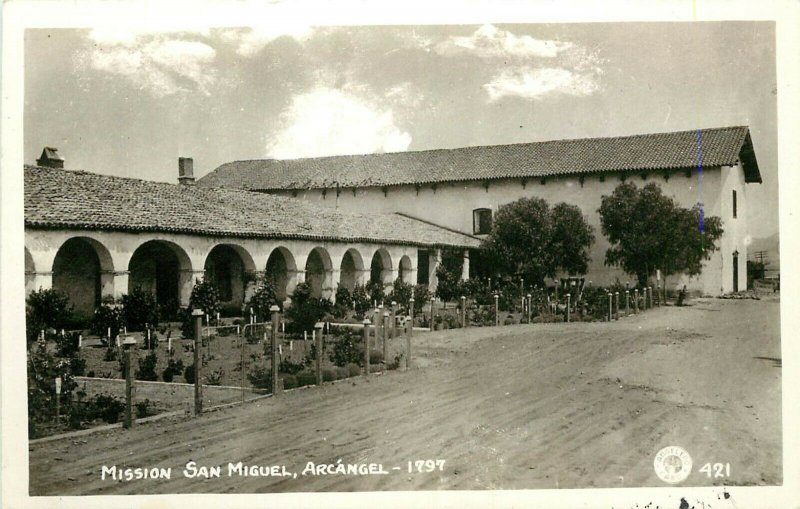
181,278,221,339
434,249,465,305
598,182,723,287
121,286,159,331
26,288,72,344
247,276,280,319
481,198,594,286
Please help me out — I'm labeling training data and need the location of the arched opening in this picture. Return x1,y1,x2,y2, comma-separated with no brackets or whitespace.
339,249,364,292
370,248,393,288
52,237,112,321
129,240,190,316
25,247,35,294
305,247,332,299
398,255,414,285
266,247,296,302
204,244,254,313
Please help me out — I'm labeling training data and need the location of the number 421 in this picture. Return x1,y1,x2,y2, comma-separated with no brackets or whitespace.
699,463,730,478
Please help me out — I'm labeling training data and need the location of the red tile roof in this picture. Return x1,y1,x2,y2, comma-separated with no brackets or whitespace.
24,166,479,249
197,126,761,190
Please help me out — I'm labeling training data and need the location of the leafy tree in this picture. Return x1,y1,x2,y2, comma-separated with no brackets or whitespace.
90,296,123,341
121,286,159,331
598,182,723,287
26,288,73,344
434,249,465,305
365,279,385,306
351,283,371,318
481,197,594,286
387,278,413,313
285,281,332,333
181,278,221,339
247,276,280,320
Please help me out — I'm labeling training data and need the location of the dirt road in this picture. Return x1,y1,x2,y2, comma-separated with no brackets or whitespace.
29,297,781,494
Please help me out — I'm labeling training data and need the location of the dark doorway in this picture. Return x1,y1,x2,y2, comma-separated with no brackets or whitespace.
733,251,739,292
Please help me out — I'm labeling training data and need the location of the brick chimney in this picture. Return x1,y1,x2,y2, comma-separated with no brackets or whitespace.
36,147,64,169
178,157,195,185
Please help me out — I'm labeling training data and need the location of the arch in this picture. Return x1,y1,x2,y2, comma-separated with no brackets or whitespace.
204,244,255,311
398,255,414,285
52,237,114,321
128,240,192,315
370,248,393,287
305,247,333,299
265,246,297,302
339,248,365,292
25,247,35,293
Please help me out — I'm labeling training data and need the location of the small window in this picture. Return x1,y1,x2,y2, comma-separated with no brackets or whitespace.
732,189,737,218
473,208,492,235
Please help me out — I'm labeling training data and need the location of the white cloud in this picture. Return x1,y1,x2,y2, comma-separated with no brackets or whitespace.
484,67,600,101
82,30,216,97
435,24,572,59
266,87,411,159
218,25,313,57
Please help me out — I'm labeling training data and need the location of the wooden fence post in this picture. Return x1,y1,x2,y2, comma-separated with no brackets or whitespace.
363,319,371,377
460,296,466,328
271,305,281,396
429,298,435,331
566,294,571,323
607,293,612,322
382,311,390,366
494,294,499,326
526,294,532,323
634,289,639,314
192,309,204,416
405,315,412,370
314,323,323,386
614,292,619,320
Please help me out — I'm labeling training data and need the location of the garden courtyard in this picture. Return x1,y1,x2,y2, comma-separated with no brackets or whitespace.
29,295,781,494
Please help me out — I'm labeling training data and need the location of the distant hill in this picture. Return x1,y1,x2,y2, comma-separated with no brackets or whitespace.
749,233,780,271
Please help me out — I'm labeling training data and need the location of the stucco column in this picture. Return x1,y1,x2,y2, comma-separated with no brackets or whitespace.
356,269,371,287
111,270,129,301
386,268,399,292
461,250,470,281
428,249,442,294
27,271,53,294
325,269,341,302
180,269,205,307
244,270,265,303
286,269,305,298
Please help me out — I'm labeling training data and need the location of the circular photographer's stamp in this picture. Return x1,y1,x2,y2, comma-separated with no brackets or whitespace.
653,446,692,484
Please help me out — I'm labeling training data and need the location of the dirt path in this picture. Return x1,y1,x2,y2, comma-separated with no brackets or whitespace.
29,298,781,494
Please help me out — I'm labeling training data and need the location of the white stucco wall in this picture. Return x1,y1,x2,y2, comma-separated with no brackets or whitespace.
268,164,752,295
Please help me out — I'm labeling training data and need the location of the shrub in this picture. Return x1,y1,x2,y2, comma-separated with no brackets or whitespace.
27,338,78,426
121,286,159,331
366,280,385,306
56,331,81,357
296,370,316,387
351,284,371,318
247,365,272,391
103,346,118,361
334,366,350,380
387,278,413,312
162,366,174,383
135,398,157,418
91,298,123,340
206,368,224,386
282,374,298,390
26,288,73,345
328,330,364,367
142,328,159,350
332,285,353,319
369,350,384,365
285,282,332,334
247,277,280,320
279,357,305,375
181,279,221,339
69,356,86,377
135,351,158,381
92,394,125,424
322,368,336,382
183,363,196,385
411,285,431,316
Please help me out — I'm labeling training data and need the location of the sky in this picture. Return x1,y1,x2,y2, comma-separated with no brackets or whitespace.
24,22,778,236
